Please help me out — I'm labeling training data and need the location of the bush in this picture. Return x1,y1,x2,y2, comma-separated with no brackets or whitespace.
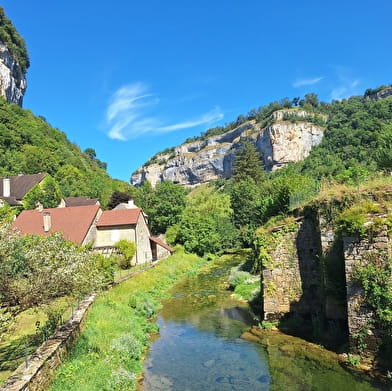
228,267,251,288
114,240,136,269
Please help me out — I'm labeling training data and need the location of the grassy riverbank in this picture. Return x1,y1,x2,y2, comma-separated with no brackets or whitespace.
49,248,203,391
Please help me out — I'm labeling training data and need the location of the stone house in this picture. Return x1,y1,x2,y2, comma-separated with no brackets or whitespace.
0,173,46,206
12,200,173,263
12,204,102,245
94,204,153,265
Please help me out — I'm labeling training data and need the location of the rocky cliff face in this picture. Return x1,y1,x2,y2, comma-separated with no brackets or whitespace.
131,110,326,187
0,41,27,106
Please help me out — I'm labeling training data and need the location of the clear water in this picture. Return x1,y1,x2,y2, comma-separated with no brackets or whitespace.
141,256,386,391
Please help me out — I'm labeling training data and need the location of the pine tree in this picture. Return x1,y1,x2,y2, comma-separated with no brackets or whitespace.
232,138,264,183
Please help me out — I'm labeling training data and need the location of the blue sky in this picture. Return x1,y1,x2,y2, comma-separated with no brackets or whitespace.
2,1,392,182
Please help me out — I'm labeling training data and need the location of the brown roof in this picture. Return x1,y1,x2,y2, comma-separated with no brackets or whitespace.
65,196,99,207
0,173,46,201
97,208,141,227
12,204,101,245
150,236,174,253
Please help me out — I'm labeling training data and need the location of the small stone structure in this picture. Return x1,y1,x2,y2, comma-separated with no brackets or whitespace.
261,209,390,356
0,294,96,391
262,215,322,322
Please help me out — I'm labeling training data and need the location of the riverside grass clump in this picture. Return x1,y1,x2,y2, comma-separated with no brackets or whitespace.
49,247,204,391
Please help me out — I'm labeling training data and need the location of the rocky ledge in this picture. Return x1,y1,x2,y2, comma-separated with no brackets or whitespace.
131,109,327,187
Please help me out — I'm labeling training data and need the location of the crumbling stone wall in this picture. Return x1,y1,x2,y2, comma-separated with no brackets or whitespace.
262,215,322,321
343,228,390,355
262,228,301,320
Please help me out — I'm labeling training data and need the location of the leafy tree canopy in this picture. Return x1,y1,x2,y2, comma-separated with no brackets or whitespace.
0,7,29,72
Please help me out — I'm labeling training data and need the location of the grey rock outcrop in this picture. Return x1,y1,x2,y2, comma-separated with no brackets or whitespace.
366,86,392,101
131,110,326,187
0,41,27,106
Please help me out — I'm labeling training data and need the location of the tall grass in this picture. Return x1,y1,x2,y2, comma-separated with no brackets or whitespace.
49,248,203,391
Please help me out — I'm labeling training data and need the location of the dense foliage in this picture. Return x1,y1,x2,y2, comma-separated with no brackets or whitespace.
166,185,238,256
0,7,29,72
0,98,132,206
134,180,187,235
0,227,105,333
301,94,392,180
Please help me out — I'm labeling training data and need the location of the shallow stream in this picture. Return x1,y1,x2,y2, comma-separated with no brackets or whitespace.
141,255,386,391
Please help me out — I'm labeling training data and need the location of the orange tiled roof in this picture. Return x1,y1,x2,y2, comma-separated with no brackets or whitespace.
12,204,101,245
96,208,141,227
150,236,174,253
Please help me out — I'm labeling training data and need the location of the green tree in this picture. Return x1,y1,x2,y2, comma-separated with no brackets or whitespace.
23,175,63,209
232,139,264,183
107,191,131,210
143,181,187,235
172,185,237,255
375,124,392,172
0,228,102,330
230,179,261,244
55,164,88,197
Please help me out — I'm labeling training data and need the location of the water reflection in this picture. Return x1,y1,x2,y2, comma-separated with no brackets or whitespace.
141,255,384,391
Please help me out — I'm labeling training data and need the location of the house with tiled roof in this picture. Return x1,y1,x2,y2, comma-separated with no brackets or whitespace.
12,204,102,246
0,173,47,206
94,202,153,265
12,199,173,264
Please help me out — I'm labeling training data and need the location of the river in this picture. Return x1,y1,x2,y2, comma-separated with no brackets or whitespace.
141,254,386,391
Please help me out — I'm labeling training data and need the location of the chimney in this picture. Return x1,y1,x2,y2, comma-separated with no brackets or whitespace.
127,199,137,209
43,212,51,232
36,201,43,212
3,177,10,198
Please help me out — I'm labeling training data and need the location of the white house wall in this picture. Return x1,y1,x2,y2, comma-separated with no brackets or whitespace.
95,226,136,247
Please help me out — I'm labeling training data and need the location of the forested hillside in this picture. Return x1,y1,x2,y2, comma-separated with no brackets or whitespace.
0,98,132,206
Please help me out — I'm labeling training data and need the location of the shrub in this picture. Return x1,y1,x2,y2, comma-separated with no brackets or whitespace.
228,267,251,288
114,240,136,269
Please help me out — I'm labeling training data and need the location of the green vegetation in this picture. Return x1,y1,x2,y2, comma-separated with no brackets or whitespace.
353,258,392,367
0,7,29,73
23,175,63,209
48,248,203,391
166,184,238,256
114,240,137,269
228,266,260,302
0,97,133,206
0,227,105,332
135,180,187,235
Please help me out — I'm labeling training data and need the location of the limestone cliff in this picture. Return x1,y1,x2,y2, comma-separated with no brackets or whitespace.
131,109,326,187
0,40,27,105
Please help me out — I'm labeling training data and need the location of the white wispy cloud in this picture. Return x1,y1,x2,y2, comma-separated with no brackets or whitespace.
330,78,360,101
158,108,224,132
293,76,324,88
105,82,223,140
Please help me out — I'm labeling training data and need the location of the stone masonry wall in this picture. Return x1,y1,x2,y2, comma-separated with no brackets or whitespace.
262,215,322,321
262,229,300,321
343,227,390,355
0,294,96,391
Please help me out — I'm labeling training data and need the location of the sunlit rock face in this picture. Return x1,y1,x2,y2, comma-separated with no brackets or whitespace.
131,111,326,187
0,41,26,106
